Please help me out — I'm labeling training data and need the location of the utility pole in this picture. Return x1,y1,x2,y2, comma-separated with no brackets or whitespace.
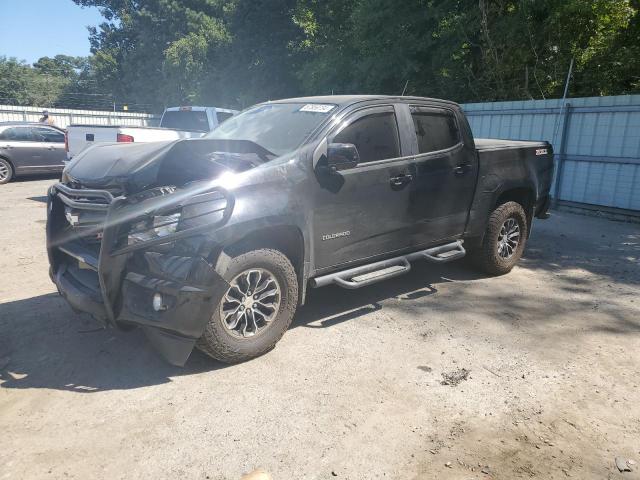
552,57,574,208
561,58,574,101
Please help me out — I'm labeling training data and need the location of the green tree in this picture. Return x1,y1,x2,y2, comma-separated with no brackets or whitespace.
33,55,85,77
74,0,233,110
0,57,67,107
66,0,640,109
294,0,639,102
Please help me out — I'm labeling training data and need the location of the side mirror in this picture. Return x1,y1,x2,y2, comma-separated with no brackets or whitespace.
326,143,359,173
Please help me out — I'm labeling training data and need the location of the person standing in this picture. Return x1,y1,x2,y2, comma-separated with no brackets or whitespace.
39,110,55,125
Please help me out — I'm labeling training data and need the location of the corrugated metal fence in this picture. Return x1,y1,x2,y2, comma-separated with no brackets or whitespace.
462,95,640,215
0,105,160,129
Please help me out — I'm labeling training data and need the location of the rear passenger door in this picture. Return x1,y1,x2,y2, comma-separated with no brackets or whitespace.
313,105,416,270
404,105,477,245
31,126,66,169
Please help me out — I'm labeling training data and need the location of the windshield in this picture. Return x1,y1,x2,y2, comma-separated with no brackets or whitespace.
206,102,336,156
160,110,210,132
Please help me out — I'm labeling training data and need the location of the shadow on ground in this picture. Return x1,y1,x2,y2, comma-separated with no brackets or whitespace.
11,173,60,184
0,263,479,393
1,212,638,393
523,211,639,286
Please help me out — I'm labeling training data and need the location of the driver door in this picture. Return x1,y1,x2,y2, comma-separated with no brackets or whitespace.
312,105,415,271
0,126,42,172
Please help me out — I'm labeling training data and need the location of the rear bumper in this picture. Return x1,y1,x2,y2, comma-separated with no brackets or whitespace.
47,185,228,366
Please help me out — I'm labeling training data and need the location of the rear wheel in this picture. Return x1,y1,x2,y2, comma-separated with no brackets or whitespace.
0,158,13,184
197,248,298,363
471,201,528,275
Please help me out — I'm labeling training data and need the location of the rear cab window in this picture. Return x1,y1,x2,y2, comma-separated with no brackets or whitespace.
410,106,460,154
160,110,210,132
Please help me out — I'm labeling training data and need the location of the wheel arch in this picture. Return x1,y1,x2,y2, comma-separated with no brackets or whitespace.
494,186,535,236
0,155,15,178
212,224,308,305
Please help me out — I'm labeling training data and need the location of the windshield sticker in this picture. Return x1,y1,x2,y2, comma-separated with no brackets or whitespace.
299,104,335,113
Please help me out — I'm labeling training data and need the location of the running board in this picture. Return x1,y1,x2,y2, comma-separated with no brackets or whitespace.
311,241,465,289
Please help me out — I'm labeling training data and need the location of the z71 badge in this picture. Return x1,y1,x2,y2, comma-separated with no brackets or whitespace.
536,148,548,156
322,231,351,241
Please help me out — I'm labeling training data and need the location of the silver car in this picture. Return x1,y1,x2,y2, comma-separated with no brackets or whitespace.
0,122,67,184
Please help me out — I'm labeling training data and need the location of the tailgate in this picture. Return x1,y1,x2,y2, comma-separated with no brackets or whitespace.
67,126,118,159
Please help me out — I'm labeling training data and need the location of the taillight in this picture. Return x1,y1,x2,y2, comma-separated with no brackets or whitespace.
64,132,69,152
117,133,135,143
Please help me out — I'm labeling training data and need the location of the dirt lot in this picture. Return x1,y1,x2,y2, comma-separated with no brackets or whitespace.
1,177,639,480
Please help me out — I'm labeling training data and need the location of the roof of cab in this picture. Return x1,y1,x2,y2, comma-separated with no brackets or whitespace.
267,95,461,108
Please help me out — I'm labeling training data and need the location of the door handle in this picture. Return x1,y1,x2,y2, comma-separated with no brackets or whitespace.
453,164,471,175
390,174,413,187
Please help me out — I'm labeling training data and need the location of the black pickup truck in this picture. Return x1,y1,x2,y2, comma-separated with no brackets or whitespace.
46,95,553,365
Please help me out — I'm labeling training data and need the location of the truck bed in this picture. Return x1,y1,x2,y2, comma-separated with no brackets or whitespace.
464,136,554,239
65,124,204,160
68,124,169,130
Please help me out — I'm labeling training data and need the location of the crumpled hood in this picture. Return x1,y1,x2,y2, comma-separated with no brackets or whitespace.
65,141,175,184
63,138,274,194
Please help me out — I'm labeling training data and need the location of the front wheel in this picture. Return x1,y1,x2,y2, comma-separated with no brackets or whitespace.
471,201,528,275
197,248,299,363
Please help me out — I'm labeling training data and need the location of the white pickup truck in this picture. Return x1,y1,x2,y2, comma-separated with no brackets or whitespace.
65,106,237,160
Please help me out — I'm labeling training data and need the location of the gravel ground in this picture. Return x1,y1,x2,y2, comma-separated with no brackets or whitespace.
1,178,639,480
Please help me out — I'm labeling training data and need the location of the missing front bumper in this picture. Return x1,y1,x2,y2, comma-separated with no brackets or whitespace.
51,251,228,366
47,183,230,366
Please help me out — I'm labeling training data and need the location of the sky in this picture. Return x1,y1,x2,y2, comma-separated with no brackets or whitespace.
0,0,104,64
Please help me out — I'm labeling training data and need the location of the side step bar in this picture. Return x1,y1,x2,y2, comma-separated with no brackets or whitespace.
311,241,465,290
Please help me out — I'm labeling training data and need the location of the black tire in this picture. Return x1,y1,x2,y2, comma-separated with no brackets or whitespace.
197,248,298,363
471,201,528,276
0,158,13,184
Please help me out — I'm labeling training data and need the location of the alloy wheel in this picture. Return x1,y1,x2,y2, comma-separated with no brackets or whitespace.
220,268,282,338
497,217,520,259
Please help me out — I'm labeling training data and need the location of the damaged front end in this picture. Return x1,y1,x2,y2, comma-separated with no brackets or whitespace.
46,139,264,365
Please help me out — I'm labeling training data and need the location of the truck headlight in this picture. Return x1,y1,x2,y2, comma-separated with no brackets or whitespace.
128,212,181,245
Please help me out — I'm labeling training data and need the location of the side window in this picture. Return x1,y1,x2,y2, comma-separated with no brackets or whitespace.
216,112,234,124
1,127,35,142
411,110,460,154
334,111,400,163
33,127,65,143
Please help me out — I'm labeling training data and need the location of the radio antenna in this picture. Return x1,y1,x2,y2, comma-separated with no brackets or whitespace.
401,80,409,96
